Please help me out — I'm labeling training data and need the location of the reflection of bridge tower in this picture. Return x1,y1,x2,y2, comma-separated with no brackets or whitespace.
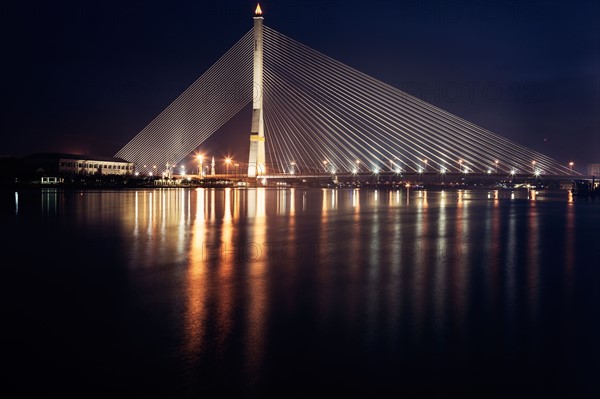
247,4,266,178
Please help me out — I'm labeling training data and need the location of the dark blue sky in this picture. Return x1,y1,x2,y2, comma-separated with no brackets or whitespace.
2,0,599,169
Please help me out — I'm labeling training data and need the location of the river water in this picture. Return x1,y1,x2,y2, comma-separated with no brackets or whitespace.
3,188,599,397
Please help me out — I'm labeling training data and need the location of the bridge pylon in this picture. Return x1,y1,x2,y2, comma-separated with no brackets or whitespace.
247,4,266,178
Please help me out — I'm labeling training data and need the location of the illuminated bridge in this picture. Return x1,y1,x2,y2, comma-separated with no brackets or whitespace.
116,5,577,179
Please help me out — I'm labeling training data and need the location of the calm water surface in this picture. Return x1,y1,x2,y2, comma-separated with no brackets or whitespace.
3,188,599,397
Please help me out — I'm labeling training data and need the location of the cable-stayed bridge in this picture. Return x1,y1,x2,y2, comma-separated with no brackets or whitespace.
115,7,576,179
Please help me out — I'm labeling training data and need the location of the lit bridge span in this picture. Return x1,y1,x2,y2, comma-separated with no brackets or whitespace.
116,5,578,179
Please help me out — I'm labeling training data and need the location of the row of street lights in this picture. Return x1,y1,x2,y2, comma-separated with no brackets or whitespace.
135,156,575,177
195,154,241,176
318,158,576,175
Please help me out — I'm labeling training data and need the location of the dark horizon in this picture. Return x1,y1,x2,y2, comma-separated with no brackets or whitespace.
2,0,599,170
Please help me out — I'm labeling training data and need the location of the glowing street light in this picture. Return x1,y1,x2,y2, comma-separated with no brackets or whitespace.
440,166,446,174
495,160,499,173
569,161,574,172
458,159,463,173
196,154,204,176
225,157,232,175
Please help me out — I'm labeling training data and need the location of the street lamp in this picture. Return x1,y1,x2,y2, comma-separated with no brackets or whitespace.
458,159,463,173
423,159,428,172
225,157,232,175
531,160,537,174
196,154,204,176
569,161,574,172
495,160,499,173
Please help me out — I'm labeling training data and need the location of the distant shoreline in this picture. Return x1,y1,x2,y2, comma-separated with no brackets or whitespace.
1,183,570,192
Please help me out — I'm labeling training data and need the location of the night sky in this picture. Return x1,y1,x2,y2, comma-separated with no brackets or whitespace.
2,0,599,170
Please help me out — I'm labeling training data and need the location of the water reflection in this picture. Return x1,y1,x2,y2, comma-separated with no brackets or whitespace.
22,187,596,391
433,191,448,343
484,196,501,319
185,189,207,357
527,200,540,321
453,188,469,336
505,200,518,346
564,198,575,303
41,189,58,215
245,189,268,382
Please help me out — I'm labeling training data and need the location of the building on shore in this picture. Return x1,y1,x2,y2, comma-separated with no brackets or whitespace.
587,163,600,177
23,153,134,176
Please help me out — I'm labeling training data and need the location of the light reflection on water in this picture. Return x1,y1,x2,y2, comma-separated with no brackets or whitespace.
10,187,599,394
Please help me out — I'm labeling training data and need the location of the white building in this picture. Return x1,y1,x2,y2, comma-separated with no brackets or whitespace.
58,156,133,176
26,153,134,176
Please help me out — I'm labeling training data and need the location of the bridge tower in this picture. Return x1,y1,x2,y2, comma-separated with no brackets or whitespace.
247,3,266,178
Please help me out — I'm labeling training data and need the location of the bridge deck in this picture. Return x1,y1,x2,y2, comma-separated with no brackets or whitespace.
176,172,583,181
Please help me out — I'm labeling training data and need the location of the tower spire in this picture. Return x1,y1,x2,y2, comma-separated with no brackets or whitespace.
247,4,266,177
